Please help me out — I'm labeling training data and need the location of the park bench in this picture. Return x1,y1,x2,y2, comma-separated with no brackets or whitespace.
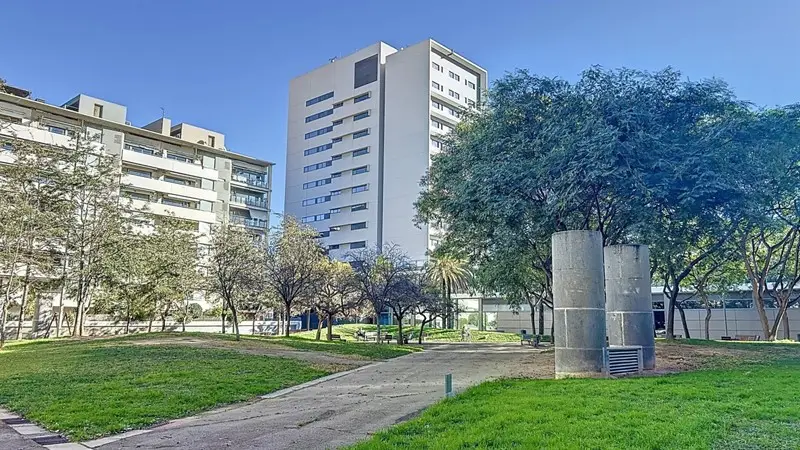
329,333,344,341
520,333,540,347
734,334,761,341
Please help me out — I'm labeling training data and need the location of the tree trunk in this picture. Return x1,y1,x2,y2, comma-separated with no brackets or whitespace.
0,297,8,350
306,310,311,331
229,301,240,340
56,255,68,338
284,301,291,337
183,299,189,333
538,302,545,337
751,283,771,339
327,313,334,341
676,303,690,339
376,313,382,344
252,313,257,335
782,311,790,340
148,315,154,333
666,285,678,340
16,266,31,340
527,299,536,336
316,316,324,340
703,295,711,340
221,307,227,334
396,316,404,345
125,301,131,335
418,318,427,344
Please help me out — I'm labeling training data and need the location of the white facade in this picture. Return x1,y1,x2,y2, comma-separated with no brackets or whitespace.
285,39,487,262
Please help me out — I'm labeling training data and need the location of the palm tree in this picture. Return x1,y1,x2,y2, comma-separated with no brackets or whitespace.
427,255,472,329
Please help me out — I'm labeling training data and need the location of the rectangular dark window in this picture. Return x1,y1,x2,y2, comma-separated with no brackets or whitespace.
47,126,67,135
333,101,344,108
306,92,334,107
449,71,460,81
302,213,330,223
125,191,150,201
431,100,442,110
332,154,342,160
304,161,332,173
432,62,441,72
351,222,367,230
432,81,442,91
352,184,368,193
302,195,331,206
353,129,369,139
303,178,331,189
164,175,193,186
350,241,366,249
304,143,333,156
305,126,333,140
126,168,151,178
93,104,104,118
354,93,370,103
354,54,379,88
329,244,340,250
319,231,330,238
352,166,368,175
208,135,216,147
466,80,476,89
163,198,191,208
431,139,442,149
332,119,343,126
353,111,370,121
332,136,343,143
331,171,342,178
305,109,334,123
167,153,193,163
449,90,460,100
466,99,476,107
351,203,367,211
352,147,369,157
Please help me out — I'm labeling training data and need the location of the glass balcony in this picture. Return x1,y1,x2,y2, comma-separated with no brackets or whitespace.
231,216,268,228
230,194,268,209
232,172,269,189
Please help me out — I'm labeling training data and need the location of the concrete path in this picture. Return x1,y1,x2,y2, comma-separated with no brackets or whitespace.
96,343,551,450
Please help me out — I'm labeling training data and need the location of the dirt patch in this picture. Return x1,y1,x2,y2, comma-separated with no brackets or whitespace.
654,342,757,373
126,337,370,372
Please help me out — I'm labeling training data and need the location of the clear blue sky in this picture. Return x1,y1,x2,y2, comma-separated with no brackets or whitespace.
4,0,799,212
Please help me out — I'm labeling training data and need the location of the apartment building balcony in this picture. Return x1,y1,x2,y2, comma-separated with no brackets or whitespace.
121,174,218,202
231,172,270,191
1,122,84,149
122,146,218,180
230,215,268,229
130,199,216,224
230,194,269,210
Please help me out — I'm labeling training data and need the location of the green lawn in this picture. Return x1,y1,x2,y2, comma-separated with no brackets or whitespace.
0,337,331,440
294,324,522,343
354,342,800,449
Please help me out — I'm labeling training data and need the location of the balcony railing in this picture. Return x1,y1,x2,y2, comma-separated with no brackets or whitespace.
232,172,269,189
231,216,268,228
230,195,268,209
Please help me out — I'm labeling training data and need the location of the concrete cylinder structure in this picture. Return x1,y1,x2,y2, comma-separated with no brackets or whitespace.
604,244,656,370
552,230,607,378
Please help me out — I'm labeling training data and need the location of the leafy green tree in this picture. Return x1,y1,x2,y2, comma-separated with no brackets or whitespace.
313,259,360,341
262,215,326,337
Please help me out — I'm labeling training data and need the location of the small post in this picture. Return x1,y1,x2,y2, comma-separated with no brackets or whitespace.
444,373,453,398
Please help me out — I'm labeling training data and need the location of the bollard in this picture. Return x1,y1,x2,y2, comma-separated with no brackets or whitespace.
445,374,453,398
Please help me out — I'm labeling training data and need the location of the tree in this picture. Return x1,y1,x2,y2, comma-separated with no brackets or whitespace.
262,215,325,337
349,244,411,343
426,254,471,329
385,267,428,345
209,224,261,340
313,259,360,340
412,269,444,344
98,231,150,333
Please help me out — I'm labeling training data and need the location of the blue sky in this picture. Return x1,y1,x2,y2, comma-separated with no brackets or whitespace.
3,0,799,212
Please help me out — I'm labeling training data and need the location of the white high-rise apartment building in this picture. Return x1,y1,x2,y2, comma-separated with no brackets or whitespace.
285,39,487,262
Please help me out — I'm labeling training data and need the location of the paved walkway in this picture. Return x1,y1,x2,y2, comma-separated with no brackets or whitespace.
96,343,550,450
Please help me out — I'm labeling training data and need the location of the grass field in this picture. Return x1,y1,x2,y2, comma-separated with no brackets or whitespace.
0,332,417,440
354,341,800,449
294,324,522,343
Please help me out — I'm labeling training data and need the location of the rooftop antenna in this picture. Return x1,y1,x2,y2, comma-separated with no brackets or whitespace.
160,107,165,118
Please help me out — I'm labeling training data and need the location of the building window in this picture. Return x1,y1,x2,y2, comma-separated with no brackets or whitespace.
305,109,334,123
332,136,343,143
351,222,367,230
431,100,443,110
354,54,379,88
353,129,369,139
352,184,368,193
167,153,193,163
126,168,152,178
302,195,332,206
432,81,442,91
332,154,342,160
303,178,331,189
125,191,150,201
353,111,370,121
125,143,156,156
466,99,476,107
447,107,461,118
331,172,342,178
331,190,341,196
466,80,476,89
431,119,443,130
352,166,368,175
47,125,67,135
302,213,331,223
352,147,369,157
431,139,442,149
319,231,330,238
330,207,341,214
333,119,343,126
351,203,367,212
306,91,334,107
164,175,193,186
208,135,216,147
449,90,460,100
304,143,333,156
350,241,366,249
432,62,442,72
354,92,370,103
449,71,460,81
333,101,344,108
163,198,191,208
305,126,334,140
304,160,332,173
93,104,103,118
329,244,340,250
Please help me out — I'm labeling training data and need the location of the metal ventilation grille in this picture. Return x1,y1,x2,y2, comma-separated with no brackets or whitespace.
606,346,643,375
